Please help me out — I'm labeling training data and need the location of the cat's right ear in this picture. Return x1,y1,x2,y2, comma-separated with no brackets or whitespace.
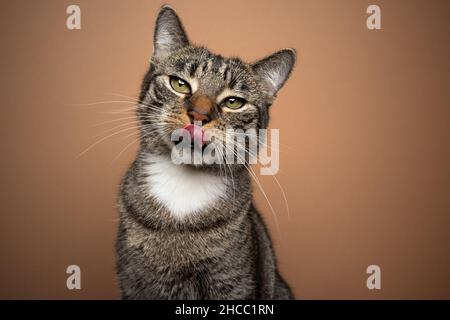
251,48,296,97
153,6,189,59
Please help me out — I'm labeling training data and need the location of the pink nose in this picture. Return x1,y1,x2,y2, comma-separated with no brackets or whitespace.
183,124,205,145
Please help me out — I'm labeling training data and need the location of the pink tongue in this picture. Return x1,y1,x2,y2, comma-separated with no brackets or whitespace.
183,124,205,145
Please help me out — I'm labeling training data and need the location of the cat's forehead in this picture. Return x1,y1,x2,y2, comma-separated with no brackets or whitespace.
161,46,258,94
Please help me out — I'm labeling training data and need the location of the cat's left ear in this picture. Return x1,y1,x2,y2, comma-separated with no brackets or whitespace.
251,48,296,97
153,6,189,59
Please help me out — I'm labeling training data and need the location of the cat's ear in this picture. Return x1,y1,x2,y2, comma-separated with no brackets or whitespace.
251,48,296,97
153,6,189,59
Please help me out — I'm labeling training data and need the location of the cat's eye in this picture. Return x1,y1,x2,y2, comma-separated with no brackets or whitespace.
223,97,246,110
169,76,191,94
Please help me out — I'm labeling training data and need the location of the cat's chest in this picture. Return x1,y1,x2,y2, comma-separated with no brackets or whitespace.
142,154,227,219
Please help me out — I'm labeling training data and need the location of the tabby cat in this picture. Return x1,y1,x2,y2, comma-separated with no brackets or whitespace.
116,5,296,299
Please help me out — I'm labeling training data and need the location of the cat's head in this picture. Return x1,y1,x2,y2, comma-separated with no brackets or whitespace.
137,6,295,170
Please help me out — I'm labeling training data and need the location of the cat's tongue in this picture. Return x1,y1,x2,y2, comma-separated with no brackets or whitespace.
183,124,205,145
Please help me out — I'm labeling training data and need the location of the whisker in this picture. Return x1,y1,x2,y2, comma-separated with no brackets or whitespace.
92,116,140,127
77,125,159,159
228,140,290,220
67,100,137,107
92,118,171,138
219,139,281,235
110,124,174,164
107,92,141,103
215,141,236,213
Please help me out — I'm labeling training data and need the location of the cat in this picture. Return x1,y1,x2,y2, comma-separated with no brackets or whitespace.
116,5,296,300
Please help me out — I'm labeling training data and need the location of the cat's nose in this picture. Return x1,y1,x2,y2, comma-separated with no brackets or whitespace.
188,110,210,123
187,94,214,124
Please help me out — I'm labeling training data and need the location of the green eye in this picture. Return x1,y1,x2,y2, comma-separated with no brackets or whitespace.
170,76,191,94
224,97,246,109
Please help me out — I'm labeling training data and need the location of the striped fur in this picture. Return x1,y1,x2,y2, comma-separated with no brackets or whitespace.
116,5,296,299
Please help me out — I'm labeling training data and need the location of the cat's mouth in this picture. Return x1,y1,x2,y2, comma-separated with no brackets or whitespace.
173,124,209,152
183,124,206,146
174,137,209,153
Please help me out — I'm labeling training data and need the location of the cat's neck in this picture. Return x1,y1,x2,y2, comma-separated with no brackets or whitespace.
140,153,229,219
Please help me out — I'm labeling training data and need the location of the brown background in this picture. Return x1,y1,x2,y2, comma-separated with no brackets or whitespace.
0,0,449,299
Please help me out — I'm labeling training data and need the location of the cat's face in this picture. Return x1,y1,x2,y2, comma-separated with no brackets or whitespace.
137,6,295,170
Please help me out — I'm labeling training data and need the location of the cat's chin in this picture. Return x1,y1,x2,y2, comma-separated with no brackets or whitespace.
177,162,246,177
179,162,223,172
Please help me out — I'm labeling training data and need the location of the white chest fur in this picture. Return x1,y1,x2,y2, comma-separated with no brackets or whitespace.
142,154,227,219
